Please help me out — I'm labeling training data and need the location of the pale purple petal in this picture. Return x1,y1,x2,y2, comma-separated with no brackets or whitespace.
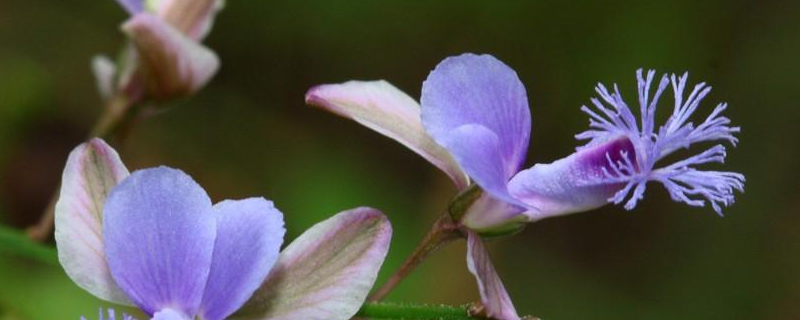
104,167,215,316
421,53,531,181
199,198,285,320
152,0,223,40
438,124,524,207
122,13,219,100
116,0,143,15
306,80,469,190
466,231,520,320
54,139,131,305
508,137,636,221
459,193,525,233
232,207,392,320
151,308,190,320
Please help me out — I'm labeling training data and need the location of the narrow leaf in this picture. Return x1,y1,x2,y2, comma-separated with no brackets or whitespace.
0,224,58,266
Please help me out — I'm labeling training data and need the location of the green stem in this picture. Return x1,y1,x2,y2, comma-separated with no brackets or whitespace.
357,302,484,320
0,224,58,266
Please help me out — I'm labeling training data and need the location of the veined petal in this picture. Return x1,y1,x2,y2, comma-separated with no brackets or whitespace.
508,137,636,221
104,167,216,316
306,81,469,190
232,207,392,320
122,13,219,100
466,231,520,320
421,53,531,181
199,198,285,320
54,138,131,305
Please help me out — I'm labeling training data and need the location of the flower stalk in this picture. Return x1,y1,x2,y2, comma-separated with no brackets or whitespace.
90,93,134,138
368,213,462,301
369,186,483,301
27,77,143,242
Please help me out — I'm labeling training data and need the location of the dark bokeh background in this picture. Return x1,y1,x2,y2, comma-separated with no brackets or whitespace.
1,0,799,319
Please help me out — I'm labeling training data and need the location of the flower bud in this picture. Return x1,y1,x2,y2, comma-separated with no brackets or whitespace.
146,0,224,40
122,13,219,100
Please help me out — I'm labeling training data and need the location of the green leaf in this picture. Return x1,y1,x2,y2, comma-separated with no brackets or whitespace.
0,224,57,266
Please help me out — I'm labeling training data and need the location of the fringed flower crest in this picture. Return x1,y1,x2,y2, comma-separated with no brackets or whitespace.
577,69,744,214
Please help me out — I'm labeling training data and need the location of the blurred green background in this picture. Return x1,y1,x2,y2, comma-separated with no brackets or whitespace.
1,0,799,319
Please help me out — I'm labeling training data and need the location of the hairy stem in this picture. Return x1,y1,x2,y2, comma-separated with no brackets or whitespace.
357,302,483,320
368,213,462,301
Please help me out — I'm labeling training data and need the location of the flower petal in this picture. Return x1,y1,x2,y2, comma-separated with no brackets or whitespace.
91,55,117,99
150,0,224,40
122,13,219,100
508,137,636,220
54,138,131,305
104,167,216,316
199,198,285,320
460,193,525,233
306,80,469,190
466,231,520,320
439,124,524,207
421,53,531,181
231,207,392,320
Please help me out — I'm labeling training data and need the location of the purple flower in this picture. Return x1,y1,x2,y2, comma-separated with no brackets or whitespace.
55,139,392,320
307,53,744,230
305,53,744,320
92,165,284,320
511,69,745,216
